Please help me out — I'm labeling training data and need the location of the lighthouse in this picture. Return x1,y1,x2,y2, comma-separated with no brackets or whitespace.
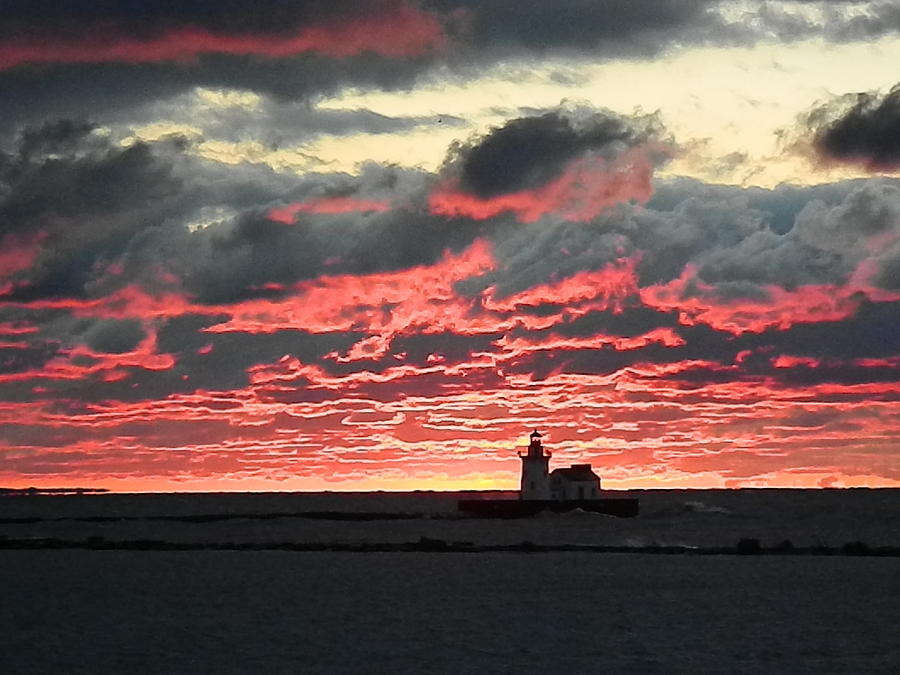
458,429,638,516
519,429,551,500
519,430,603,501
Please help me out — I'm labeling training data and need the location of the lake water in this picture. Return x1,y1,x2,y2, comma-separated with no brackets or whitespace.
2,489,898,673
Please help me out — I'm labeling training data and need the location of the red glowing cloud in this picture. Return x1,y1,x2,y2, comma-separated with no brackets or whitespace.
0,327,174,386
429,149,656,223
483,256,639,314
0,233,45,280
204,238,497,338
772,355,822,369
640,262,900,334
0,5,445,70
267,197,392,224
3,195,900,491
490,327,685,361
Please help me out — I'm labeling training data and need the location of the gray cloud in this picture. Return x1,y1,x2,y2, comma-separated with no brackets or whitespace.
171,200,486,304
456,175,900,319
0,129,186,300
0,0,387,40
2,122,428,303
445,108,664,199
874,239,900,290
803,83,900,170
693,181,900,291
185,98,465,148
80,319,145,354
434,0,712,56
8,117,899,315
0,54,436,144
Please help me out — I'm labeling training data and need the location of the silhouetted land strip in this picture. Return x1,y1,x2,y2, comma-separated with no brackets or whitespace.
0,510,434,525
1,535,897,556
0,503,639,525
0,487,109,496
1,508,643,524
458,498,639,517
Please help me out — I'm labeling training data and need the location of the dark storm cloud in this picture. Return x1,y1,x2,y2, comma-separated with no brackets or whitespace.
4,1,886,62
1,121,421,303
701,2,900,47
504,297,900,388
0,1,893,139
647,177,875,235
635,178,900,291
455,216,628,299
0,0,705,131
0,0,710,61
0,118,484,311
0,0,447,136
79,319,145,354
454,175,900,330
432,0,710,55
803,84,900,170
718,2,900,45
874,240,900,290
0,340,59,376
152,315,363,393
554,305,681,341
688,180,900,293
174,200,485,304
0,0,385,39
12,116,893,317
0,314,364,405
733,299,900,363
433,1,900,65
0,125,187,300
446,109,661,198
0,54,436,143
462,179,779,300
15,119,97,159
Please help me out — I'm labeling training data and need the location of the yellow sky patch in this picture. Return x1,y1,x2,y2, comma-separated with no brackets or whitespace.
315,37,900,187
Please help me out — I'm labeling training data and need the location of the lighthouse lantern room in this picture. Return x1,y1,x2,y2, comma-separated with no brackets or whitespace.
519,429,551,500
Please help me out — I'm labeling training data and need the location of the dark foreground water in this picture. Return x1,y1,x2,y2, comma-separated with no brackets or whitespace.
2,551,898,674
2,489,898,673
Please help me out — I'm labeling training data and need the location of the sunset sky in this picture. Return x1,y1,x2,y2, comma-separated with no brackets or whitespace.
2,1,900,492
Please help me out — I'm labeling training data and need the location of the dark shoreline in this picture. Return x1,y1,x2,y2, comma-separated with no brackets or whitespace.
1,536,897,557
0,487,109,496
0,510,430,525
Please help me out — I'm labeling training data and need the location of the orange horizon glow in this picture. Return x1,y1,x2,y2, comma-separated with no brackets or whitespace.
4,468,900,493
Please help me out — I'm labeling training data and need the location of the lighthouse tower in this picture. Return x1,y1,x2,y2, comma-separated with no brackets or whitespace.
519,429,551,500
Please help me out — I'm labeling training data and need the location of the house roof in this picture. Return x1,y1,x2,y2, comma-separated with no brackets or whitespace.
550,464,600,482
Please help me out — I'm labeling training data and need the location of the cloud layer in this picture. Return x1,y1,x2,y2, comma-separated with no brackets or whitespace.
1,3,900,490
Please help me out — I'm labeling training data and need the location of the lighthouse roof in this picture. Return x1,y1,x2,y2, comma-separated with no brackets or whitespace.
551,464,599,482
530,429,542,438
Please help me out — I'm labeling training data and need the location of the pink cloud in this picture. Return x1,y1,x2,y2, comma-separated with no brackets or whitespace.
268,197,392,224
0,4,445,70
429,149,656,223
